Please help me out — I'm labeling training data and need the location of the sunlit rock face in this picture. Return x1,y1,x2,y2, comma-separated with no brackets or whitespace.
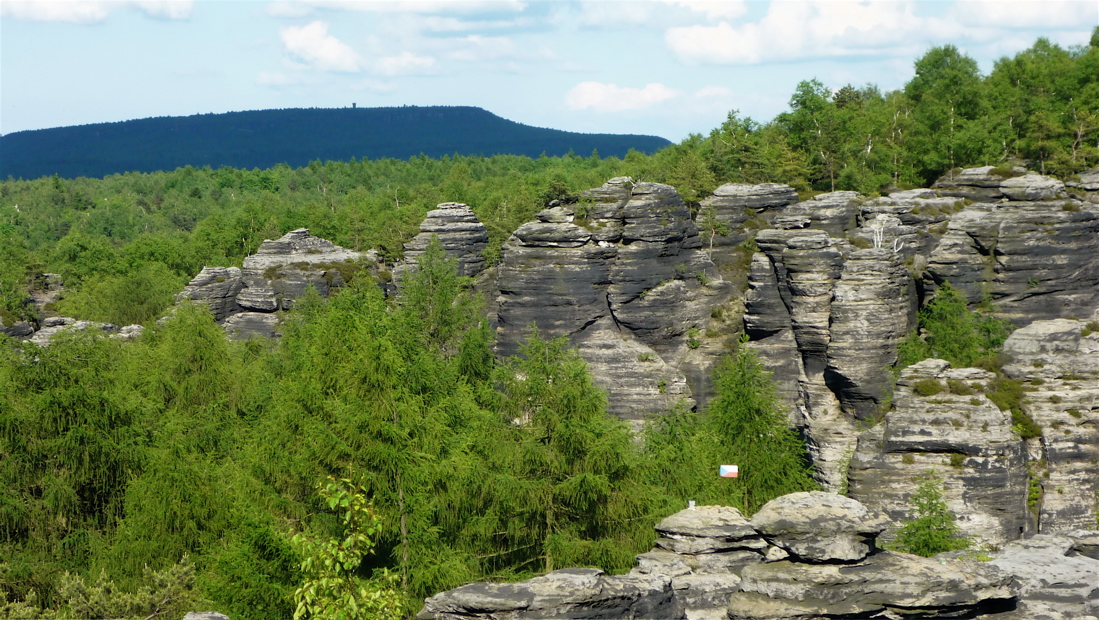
494,177,733,426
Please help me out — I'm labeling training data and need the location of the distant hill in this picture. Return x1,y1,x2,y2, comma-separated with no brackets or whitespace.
0,106,672,180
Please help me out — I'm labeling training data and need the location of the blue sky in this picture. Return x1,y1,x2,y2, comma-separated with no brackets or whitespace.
2,0,1097,141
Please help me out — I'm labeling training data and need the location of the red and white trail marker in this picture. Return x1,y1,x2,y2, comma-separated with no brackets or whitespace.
720,465,739,478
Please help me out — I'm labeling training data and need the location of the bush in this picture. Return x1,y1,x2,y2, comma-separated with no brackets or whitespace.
913,379,944,397
947,379,974,395
893,476,970,557
896,282,1014,372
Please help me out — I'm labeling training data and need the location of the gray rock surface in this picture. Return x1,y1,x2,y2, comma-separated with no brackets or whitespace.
494,178,731,423
848,359,1032,548
421,494,1028,620
176,267,243,321
988,534,1099,619
28,317,123,346
925,198,1099,325
175,229,370,339
750,492,890,562
999,173,1067,201
932,165,1023,201
1001,318,1099,534
401,202,488,278
727,550,1014,619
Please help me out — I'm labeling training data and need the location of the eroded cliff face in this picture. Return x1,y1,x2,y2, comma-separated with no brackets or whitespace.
493,178,735,428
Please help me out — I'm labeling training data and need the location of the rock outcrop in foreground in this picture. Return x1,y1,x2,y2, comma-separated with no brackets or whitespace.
417,492,1065,620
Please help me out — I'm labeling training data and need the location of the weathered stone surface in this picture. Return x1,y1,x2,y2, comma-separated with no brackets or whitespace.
999,173,1066,201
932,165,1025,201
1067,167,1099,192
28,317,121,346
727,550,1015,619
417,567,676,620
1001,319,1099,534
925,199,1099,325
698,183,797,252
494,178,730,423
176,267,243,321
750,492,891,562
401,202,488,278
222,312,280,340
574,318,694,432
654,505,767,555
988,534,1099,619
234,229,366,315
775,192,860,238
848,359,1032,548
0,319,35,338
182,613,231,620
825,248,911,421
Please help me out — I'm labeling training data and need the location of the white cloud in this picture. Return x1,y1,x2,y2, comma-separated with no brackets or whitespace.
0,0,192,23
664,0,746,20
256,71,319,86
266,0,526,16
665,1,955,65
565,82,681,112
694,85,731,99
948,0,1097,29
280,20,362,72
354,78,398,92
446,34,518,61
374,51,437,75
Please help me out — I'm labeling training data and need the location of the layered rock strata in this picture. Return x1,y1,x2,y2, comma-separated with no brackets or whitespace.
27,317,143,347
988,532,1099,619
400,202,489,278
176,229,370,339
848,359,1032,548
494,178,731,423
1000,317,1099,534
925,174,1098,325
742,223,911,489
419,492,1019,620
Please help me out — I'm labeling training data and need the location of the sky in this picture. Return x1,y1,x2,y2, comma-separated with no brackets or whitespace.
2,0,1097,142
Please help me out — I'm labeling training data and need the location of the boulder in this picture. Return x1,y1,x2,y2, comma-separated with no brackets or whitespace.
932,165,1024,201
750,492,891,562
28,317,120,347
988,534,1099,619
654,505,766,555
999,173,1066,201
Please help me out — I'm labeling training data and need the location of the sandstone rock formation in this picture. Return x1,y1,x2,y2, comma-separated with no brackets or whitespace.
27,316,143,347
1000,317,1099,534
494,178,734,426
419,493,1023,620
988,532,1099,619
400,202,489,278
925,174,1098,325
176,228,372,338
848,359,1032,548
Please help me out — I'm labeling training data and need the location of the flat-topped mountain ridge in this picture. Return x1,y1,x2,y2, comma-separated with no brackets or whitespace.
0,106,672,180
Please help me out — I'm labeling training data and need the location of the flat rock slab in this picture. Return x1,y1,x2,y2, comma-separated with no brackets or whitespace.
728,550,1014,619
751,492,891,562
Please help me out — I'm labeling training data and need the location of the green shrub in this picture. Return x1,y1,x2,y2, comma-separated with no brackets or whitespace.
949,453,965,468
893,476,970,557
913,379,944,397
947,379,974,395
1083,320,1099,337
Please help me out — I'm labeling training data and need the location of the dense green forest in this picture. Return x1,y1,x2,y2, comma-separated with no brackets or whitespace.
0,107,672,181
1,33,1098,618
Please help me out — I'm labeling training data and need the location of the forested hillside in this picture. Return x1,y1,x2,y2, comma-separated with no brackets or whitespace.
1,32,1098,619
0,106,672,180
